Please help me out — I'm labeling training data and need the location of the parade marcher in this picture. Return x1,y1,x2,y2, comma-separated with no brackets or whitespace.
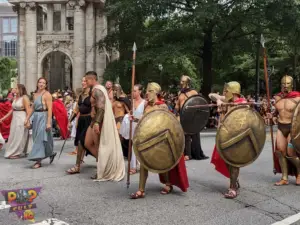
24,77,56,169
52,93,69,140
175,75,208,160
105,80,114,103
76,71,125,181
112,84,131,132
268,75,300,185
66,77,92,174
0,94,12,141
120,84,145,175
1,84,30,159
209,81,258,199
130,82,189,199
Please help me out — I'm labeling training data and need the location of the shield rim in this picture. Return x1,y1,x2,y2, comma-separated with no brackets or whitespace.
291,102,300,154
216,105,266,168
180,94,210,134
133,109,185,173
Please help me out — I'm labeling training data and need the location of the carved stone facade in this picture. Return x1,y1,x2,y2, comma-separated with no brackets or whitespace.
8,0,108,92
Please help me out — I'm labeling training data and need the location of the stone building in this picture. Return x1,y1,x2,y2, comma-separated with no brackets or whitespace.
8,0,110,92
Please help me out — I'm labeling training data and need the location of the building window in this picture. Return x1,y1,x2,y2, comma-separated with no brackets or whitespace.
11,18,17,32
2,18,18,33
3,18,9,33
2,35,17,57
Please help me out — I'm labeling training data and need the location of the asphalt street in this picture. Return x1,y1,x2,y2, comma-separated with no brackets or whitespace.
1,131,300,225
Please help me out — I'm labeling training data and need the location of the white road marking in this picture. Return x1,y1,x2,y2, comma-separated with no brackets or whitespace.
32,218,69,225
271,212,300,225
0,201,11,210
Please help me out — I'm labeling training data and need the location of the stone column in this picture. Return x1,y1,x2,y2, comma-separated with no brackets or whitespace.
15,5,26,85
25,2,37,92
72,0,86,89
95,6,107,83
61,4,66,31
47,4,53,32
85,2,95,71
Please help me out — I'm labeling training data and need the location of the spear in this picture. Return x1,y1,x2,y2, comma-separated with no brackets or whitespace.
127,42,137,188
260,34,276,174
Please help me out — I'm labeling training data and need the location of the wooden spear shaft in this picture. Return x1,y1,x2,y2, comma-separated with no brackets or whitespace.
262,46,276,174
127,43,137,188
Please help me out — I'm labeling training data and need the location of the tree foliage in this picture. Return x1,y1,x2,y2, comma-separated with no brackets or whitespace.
0,57,17,94
98,0,300,96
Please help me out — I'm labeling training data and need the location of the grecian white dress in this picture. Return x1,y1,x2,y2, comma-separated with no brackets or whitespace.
4,97,29,158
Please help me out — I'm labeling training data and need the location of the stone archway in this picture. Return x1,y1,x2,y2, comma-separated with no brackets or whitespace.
39,49,73,92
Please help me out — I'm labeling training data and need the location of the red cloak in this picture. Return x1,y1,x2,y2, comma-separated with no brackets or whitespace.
156,100,189,192
273,91,300,176
0,100,12,140
52,99,69,139
159,156,189,192
211,97,247,178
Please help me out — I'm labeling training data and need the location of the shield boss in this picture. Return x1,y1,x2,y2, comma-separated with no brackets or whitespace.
291,102,300,154
216,106,266,168
180,95,210,134
133,109,184,173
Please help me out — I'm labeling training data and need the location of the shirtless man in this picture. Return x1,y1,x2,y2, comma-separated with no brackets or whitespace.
112,84,131,132
105,80,114,103
68,71,125,181
268,75,300,185
175,75,208,160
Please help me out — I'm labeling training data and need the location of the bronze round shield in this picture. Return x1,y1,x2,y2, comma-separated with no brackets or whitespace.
180,95,210,134
216,106,266,168
291,102,300,154
133,109,184,173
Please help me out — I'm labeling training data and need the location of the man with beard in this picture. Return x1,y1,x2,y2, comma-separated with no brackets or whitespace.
112,84,131,132
268,75,300,185
130,82,189,199
105,80,114,103
83,71,125,181
175,75,208,160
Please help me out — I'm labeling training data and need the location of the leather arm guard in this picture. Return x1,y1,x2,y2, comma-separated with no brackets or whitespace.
69,111,77,122
91,108,105,127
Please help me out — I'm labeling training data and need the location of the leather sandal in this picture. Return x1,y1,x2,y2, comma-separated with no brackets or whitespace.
224,189,238,199
32,162,42,169
66,165,80,174
160,185,173,195
275,179,289,186
130,191,145,199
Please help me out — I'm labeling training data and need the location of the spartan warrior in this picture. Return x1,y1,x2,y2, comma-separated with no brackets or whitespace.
112,84,131,132
175,75,208,160
209,81,265,199
130,82,189,199
269,75,300,185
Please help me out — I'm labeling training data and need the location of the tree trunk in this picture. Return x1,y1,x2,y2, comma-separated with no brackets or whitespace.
201,29,213,97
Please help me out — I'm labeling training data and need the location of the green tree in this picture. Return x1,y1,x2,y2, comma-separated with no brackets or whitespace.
0,57,17,93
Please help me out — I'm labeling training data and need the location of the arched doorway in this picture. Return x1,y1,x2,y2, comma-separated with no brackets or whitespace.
42,51,73,92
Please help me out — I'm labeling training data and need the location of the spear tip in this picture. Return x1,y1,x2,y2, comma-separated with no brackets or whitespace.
132,42,137,52
260,34,265,48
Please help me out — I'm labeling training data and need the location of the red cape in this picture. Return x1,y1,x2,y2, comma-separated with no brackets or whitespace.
52,99,69,139
276,91,300,98
159,156,189,192
211,97,247,177
0,101,12,140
